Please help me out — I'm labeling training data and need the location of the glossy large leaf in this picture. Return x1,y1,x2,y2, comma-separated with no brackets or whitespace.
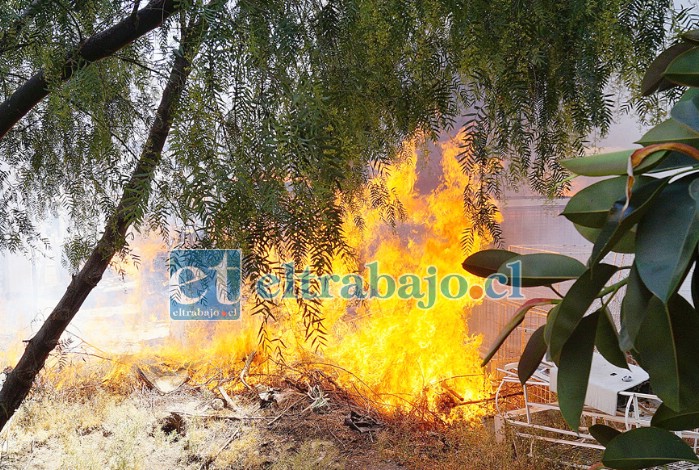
590,424,621,446
595,307,628,369
671,92,699,132
636,118,699,147
619,264,653,352
574,223,635,254
664,46,699,88
590,177,669,266
517,325,547,384
645,149,699,174
562,176,627,228
547,264,618,363
560,150,633,177
652,402,699,431
636,177,699,303
495,253,585,287
682,29,699,43
462,249,518,278
558,311,599,431
543,304,560,346
635,295,699,411
480,298,556,367
641,42,696,95
560,150,670,177
602,427,699,469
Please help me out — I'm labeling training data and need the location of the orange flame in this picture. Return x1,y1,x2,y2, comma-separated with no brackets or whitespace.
4,135,495,421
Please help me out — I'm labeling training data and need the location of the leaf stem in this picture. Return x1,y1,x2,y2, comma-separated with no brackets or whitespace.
597,277,628,299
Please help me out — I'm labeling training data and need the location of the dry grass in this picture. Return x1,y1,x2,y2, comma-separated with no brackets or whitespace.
0,361,564,469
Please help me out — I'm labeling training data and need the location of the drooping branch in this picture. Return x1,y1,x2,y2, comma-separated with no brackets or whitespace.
0,0,47,55
0,0,181,140
0,13,206,431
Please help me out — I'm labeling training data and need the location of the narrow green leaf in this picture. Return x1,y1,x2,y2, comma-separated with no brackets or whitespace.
664,46,699,88
562,176,627,228
590,177,669,266
636,177,699,303
635,295,699,411
641,42,696,95
496,253,586,287
481,298,556,367
558,311,599,431
462,249,518,278
652,402,699,431
517,325,547,384
619,264,653,352
595,307,628,369
602,427,699,469
589,424,621,446
548,264,618,364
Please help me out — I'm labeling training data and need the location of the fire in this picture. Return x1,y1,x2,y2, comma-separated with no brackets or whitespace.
4,135,494,422
313,136,493,419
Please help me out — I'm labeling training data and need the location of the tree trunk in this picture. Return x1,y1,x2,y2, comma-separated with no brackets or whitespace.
0,0,180,140
0,18,203,431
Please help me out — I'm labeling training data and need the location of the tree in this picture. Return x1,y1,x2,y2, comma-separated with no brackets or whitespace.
464,29,699,469
0,0,676,430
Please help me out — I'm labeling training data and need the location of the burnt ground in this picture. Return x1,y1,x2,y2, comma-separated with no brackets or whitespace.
0,375,545,470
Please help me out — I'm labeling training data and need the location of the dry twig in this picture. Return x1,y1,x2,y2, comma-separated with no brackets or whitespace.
267,397,307,427
217,385,237,409
240,351,256,391
199,425,242,470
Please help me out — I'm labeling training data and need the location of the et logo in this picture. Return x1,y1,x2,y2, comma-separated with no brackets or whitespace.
169,249,241,321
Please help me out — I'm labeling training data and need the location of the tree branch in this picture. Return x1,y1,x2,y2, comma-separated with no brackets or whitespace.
0,11,206,431
0,0,181,141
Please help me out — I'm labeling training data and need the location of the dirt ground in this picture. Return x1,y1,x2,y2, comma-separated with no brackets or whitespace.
0,376,545,470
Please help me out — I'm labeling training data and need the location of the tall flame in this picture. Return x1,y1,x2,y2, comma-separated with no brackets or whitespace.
313,136,492,418
4,135,494,421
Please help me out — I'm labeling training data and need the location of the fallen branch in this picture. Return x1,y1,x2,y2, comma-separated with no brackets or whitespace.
452,391,523,407
167,410,267,420
217,386,237,410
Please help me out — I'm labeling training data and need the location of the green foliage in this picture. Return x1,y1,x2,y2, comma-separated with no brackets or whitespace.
461,249,518,278
590,424,621,446
0,1,677,352
561,176,629,227
557,309,598,431
595,307,628,369
652,402,699,431
589,176,668,265
496,253,587,287
468,30,699,468
0,0,675,250
478,298,558,367
601,427,699,469
517,325,546,384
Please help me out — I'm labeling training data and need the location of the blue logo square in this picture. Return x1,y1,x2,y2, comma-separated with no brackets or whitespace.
169,249,241,321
